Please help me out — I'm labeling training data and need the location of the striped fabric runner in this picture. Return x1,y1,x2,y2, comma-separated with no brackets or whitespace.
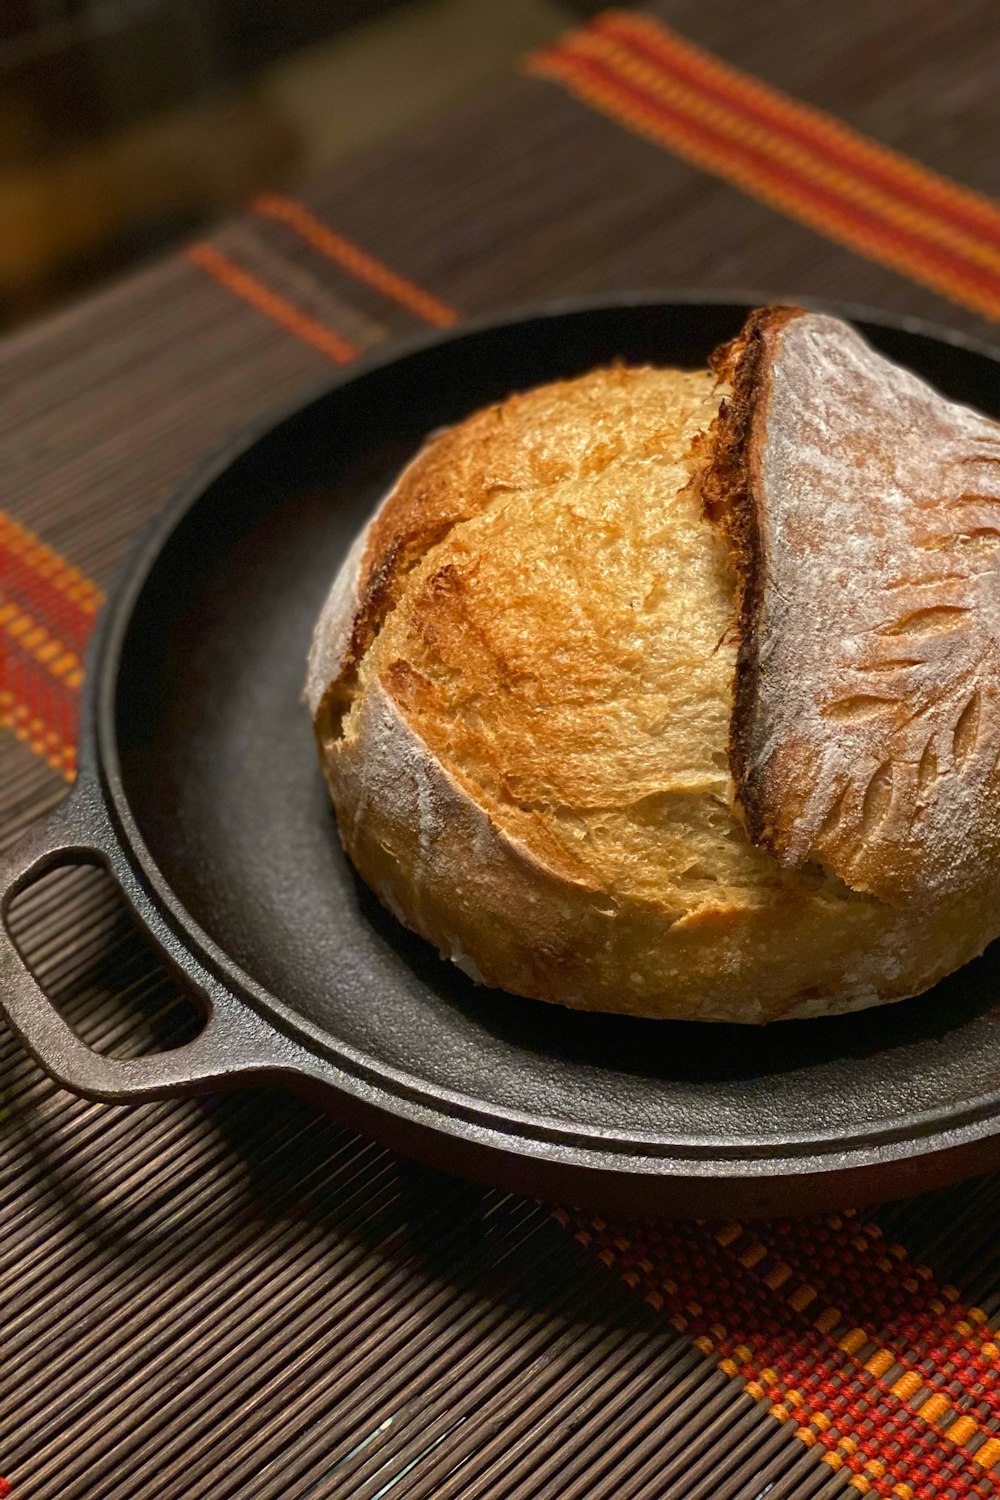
526,9,1000,324
3,11,1000,1499
0,511,99,782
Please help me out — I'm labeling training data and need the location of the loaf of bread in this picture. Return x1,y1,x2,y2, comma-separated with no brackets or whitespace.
306,307,1000,1021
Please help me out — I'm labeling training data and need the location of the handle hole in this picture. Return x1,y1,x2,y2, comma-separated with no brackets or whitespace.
6,861,205,1059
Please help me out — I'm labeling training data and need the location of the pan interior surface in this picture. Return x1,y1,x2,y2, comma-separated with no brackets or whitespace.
112,303,1000,1155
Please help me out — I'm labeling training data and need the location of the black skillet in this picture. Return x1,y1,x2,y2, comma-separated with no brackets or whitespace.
4,296,1000,1219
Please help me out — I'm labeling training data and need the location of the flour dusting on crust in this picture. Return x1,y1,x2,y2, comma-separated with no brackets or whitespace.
712,310,1000,904
305,522,371,716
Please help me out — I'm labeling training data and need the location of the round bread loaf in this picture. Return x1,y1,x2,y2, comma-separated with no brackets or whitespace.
306,311,1000,1021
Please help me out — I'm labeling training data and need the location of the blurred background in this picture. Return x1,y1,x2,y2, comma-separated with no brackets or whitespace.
0,0,603,333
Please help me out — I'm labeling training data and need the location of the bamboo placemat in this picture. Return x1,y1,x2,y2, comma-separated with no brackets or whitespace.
3,6,1000,1497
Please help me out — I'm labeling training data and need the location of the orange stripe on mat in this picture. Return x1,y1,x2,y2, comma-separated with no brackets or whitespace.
710,1219,1000,1469
567,1213,1000,1497
567,21,1000,281
185,243,361,365
596,11,1000,257
737,1215,1000,1427
253,195,459,328
526,15,1000,323
0,509,103,657
0,511,103,616
0,687,76,781
1,520,88,778
0,600,84,693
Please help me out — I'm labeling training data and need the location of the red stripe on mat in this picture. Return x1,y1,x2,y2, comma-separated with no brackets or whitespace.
252,194,460,328
595,11,1000,256
568,1212,1000,1494
186,243,361,365
0,531,98,657
527,12,1000,322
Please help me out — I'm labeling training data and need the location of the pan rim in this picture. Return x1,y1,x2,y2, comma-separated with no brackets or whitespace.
89,291,1000,1172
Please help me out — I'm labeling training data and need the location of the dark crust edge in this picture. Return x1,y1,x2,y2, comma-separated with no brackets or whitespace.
701,304,805,854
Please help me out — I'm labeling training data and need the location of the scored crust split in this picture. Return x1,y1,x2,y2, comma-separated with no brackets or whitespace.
308,310,1000,1022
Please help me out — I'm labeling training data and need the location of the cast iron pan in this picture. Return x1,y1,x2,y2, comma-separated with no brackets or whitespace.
4,296,1000,1219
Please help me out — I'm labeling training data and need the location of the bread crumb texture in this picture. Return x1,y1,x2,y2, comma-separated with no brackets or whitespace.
314,357,998,1021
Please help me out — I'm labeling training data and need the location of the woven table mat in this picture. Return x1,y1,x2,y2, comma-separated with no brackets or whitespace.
3,6,1000,1498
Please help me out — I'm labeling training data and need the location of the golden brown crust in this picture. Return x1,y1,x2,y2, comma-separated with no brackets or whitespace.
312,426,482,745
313,365,727,741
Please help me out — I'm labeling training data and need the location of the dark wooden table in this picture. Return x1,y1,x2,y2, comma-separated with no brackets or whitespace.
3,6,1000,1498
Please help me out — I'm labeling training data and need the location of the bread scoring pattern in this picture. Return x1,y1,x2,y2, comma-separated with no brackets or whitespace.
706,309,1000,905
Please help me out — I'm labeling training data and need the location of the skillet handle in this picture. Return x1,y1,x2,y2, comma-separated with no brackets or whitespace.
0,797,290,1103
